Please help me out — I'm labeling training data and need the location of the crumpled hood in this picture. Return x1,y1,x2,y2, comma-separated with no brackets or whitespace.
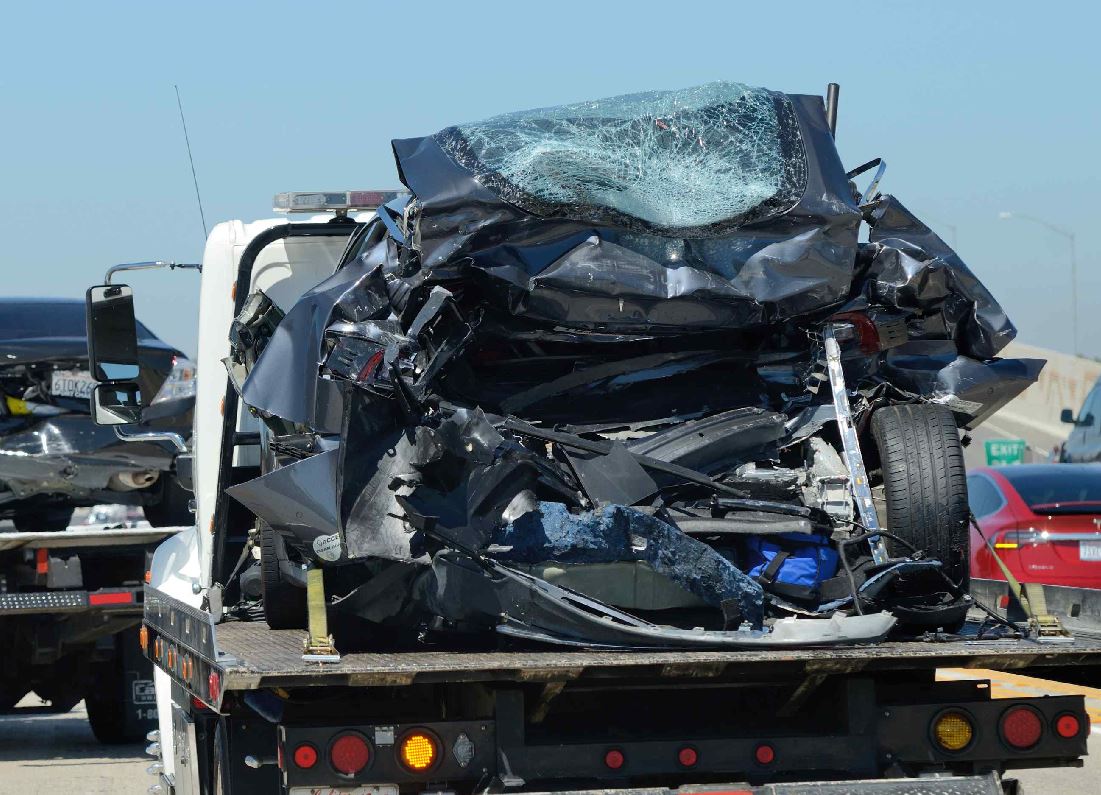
392,86,863,333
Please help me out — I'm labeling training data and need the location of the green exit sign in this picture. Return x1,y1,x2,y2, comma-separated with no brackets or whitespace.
985,438,1026,466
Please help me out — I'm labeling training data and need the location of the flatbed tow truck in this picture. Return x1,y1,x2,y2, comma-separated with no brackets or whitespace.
0,522,183,742
88,194,1101,795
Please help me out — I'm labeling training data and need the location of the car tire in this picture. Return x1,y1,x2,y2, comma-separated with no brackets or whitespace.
86,668,138,744
12,505,74,532
260,523,307,630
142,475,193,528
209,718,231,795
870,403,970,588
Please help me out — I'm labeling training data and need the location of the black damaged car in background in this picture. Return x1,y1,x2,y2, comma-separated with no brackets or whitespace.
224,82,1046,648
0,297,194,530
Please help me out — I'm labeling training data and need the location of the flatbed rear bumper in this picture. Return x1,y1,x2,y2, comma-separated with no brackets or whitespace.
523,773,1012,794
0,586,143,615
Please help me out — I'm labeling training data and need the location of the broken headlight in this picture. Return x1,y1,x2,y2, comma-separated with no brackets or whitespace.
151,355,196,404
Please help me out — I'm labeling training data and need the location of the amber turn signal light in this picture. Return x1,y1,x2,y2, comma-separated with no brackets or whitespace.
933,711,974,752
398,730,439,772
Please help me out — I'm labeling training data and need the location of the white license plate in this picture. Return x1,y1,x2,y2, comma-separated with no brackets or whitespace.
288,783,400,788
50,369,97,399
1080,541,1101,561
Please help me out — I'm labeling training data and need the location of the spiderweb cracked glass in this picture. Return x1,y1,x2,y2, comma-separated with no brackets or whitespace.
435,82,807,236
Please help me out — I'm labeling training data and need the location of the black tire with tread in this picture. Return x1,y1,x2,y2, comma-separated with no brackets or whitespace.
870,403,969,587
210,718,230,795
260,523,307,630
85,661,141,744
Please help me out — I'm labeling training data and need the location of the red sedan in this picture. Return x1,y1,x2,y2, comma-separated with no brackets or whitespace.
968,464,1101,588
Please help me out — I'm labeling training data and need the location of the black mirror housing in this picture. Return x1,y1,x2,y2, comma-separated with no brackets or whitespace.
91,382,144,426
86,284,140,382
1061,408,1076,424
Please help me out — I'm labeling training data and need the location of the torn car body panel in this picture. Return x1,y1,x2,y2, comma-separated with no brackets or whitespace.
392,87,862,333
224,82,1040,650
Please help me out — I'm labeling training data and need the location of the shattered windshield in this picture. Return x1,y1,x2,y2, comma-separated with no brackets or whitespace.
435,81,808,235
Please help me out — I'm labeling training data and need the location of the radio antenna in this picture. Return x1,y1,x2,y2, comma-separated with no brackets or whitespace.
174,84,207,240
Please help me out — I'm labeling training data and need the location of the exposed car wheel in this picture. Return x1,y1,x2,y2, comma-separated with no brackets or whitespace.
142,475,193,528
871,403,970,588
12,505,74,532
260,523,307,630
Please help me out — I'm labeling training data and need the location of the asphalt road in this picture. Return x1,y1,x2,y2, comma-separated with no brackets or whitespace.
0,696,147,794
0,672,1096,794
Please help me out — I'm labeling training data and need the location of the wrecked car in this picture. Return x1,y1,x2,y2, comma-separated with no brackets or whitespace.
0,297,194,529
227,82,1043,648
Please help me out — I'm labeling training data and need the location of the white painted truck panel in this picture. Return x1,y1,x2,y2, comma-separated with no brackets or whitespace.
152,212,367,776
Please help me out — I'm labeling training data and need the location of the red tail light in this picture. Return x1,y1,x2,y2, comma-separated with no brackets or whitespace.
1055,713,1082,739
207,671,221,704
754,743,776,765
1001,705,1043,749
330,732,371,776
830,311,907,355
831,312,882,354
293,743,319,769
677,746,698,767
603,748,625,770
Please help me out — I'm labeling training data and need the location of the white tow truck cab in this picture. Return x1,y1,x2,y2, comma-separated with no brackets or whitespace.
85,192,1099,795
142,193,396,785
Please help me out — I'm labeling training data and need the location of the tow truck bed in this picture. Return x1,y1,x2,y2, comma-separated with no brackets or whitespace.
210,620,1101,689
145,585,1101,702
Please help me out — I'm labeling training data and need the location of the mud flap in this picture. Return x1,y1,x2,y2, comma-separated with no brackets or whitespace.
120,625,159,737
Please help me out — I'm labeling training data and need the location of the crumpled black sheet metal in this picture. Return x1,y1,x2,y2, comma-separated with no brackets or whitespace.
225,82,1040,650
391,93,862,333
883,341,1046,428
240,245,391,433
225,448,344,558
864,196,1016,360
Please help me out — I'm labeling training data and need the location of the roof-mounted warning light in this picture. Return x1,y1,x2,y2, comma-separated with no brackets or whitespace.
273,190,407,214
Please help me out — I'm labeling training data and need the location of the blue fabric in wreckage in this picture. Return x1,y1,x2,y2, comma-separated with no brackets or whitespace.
495,501,764,626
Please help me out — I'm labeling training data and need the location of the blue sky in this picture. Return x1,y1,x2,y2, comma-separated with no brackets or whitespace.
1,2,1097,358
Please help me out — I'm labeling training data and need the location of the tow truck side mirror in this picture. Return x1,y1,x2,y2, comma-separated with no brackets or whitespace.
86,284,144,427
1061,408,1076,424
91,382,143,425
86,284,141,382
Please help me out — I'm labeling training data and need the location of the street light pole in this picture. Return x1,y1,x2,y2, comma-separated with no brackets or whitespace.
999,211,1079,356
